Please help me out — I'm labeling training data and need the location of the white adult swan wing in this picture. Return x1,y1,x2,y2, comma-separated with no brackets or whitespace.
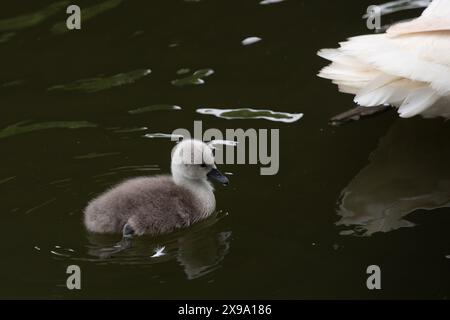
318,0,450,119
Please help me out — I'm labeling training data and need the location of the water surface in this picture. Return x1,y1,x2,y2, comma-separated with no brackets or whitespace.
0,0,448,299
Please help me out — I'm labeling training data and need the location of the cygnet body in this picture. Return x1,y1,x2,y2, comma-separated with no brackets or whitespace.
84,139,228,236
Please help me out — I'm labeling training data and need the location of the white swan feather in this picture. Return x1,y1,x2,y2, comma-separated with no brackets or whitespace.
318,0,450,118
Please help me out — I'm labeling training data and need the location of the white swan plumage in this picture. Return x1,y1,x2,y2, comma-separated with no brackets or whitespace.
318,0,450,119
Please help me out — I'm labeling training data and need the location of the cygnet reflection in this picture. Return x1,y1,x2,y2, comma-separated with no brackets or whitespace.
85,213,232,280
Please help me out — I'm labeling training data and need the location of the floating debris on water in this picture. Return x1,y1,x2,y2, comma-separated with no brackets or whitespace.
196,108,303,123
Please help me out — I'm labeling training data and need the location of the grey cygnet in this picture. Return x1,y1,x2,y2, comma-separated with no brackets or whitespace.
84,139,229,237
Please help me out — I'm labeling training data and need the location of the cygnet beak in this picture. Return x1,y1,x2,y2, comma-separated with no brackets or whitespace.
207,168,229,186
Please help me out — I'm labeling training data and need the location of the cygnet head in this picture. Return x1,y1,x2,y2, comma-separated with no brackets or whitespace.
171,139,229,186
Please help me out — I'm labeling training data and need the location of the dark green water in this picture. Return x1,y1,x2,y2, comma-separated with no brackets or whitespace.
0,0,448,299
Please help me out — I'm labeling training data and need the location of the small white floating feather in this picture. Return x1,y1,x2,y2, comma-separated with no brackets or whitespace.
151,246,166,258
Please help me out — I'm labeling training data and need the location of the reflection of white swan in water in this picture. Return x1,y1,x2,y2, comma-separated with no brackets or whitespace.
337,119,450,236
85,214,231,280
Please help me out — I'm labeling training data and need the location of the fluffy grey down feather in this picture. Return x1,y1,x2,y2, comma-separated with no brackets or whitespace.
84,175,203,236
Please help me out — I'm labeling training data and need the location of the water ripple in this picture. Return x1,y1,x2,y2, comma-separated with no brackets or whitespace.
2,80,23,88
0,32,15,43
0,176,15,186
74,152,121,160
260,0,285,5
128,104,182,115
143,133,184,139
48,69,151,93
51,0,124,34
25,198,57,215
177,68,191,75
0,121,97,139
197,107,303,123
0,1,69,32
49,245,76,258
92,165,160,178
172,69,214,87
